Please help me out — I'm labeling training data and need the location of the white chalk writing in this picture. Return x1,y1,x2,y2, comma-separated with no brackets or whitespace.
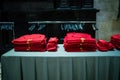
28,24,46,31
0,24,13,30
61,24,83,31
38,24,46,31
28,24,36,31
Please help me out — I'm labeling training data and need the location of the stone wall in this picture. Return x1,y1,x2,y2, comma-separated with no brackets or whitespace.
94,0,120,41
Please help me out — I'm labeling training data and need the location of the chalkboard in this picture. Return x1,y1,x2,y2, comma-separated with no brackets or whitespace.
0,21,97,47
0,22,14,54
14,21,97,43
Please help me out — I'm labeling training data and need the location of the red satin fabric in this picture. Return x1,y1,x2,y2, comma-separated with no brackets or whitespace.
14,47,46,52
48,37,58,43
12,34,46,44
12,34,47,51
64,37,96,44
65,49,96,52
111,34,120,50
47,37,58,51
97,40,114,51
66,32,92,38
64,32,97,52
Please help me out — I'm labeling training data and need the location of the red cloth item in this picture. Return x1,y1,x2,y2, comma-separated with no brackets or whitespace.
65,48,96,52
66,32,92,38
63,32,97,52
65,37,96,44
64,41,96,49
97,40,114,51
48,37,58,43
12,34,46,44
65,46,96,51
14,46,46,51
12,34,47,51
47,37,58,51
111,34,120,50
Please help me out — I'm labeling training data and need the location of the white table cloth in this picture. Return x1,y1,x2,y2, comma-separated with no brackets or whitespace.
1,44,120,80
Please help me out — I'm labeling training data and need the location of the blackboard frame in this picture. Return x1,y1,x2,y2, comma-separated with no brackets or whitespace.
27,21,97,43
0,22,15,54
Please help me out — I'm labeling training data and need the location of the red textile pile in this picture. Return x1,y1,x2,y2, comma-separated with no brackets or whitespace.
97,40,114,51
64,32,97,52
12,34,47,51
111,34,120,50
47,37,58,51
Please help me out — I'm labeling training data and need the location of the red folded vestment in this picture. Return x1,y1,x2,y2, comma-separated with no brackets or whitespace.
47,37,58,51
111,43,120,50
111,39,120,43
64,42,96,48
65,49,96,52
12,34,46,44
65,37,96,44
65,47,96,50
111,34,120,41
63,32,97,52
12,34,47,51
64,32,95,43
66,32,92,38
48,37,58,43
14,46,46,52
65,47,96,52
111,40,120,46
111,34,120,50
64,42,96,45
47,43,57,51
13,43,45,47
97,40,114,51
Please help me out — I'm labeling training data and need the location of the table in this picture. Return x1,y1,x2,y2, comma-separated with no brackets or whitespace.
1,44,120,80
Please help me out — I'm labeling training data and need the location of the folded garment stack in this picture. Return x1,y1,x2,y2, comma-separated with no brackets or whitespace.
64,32,97,52
97,40,114,51
47,37,58,51
12,34,47,51
111,34,120,50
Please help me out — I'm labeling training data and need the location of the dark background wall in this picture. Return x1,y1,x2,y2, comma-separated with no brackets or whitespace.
94,0,120,40
0,0,98,54
1,0,120,54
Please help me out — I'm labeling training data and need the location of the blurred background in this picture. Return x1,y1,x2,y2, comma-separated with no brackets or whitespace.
0,0,120,56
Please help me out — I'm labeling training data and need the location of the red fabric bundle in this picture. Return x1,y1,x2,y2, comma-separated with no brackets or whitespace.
64,32,97,52
65,37,96,44
14,46,46,51
97,40,114,51
12,34,47,51
65,48,96,52
47,37,58,51
65,32,92,38
111,34,120,50
65,44,96,52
